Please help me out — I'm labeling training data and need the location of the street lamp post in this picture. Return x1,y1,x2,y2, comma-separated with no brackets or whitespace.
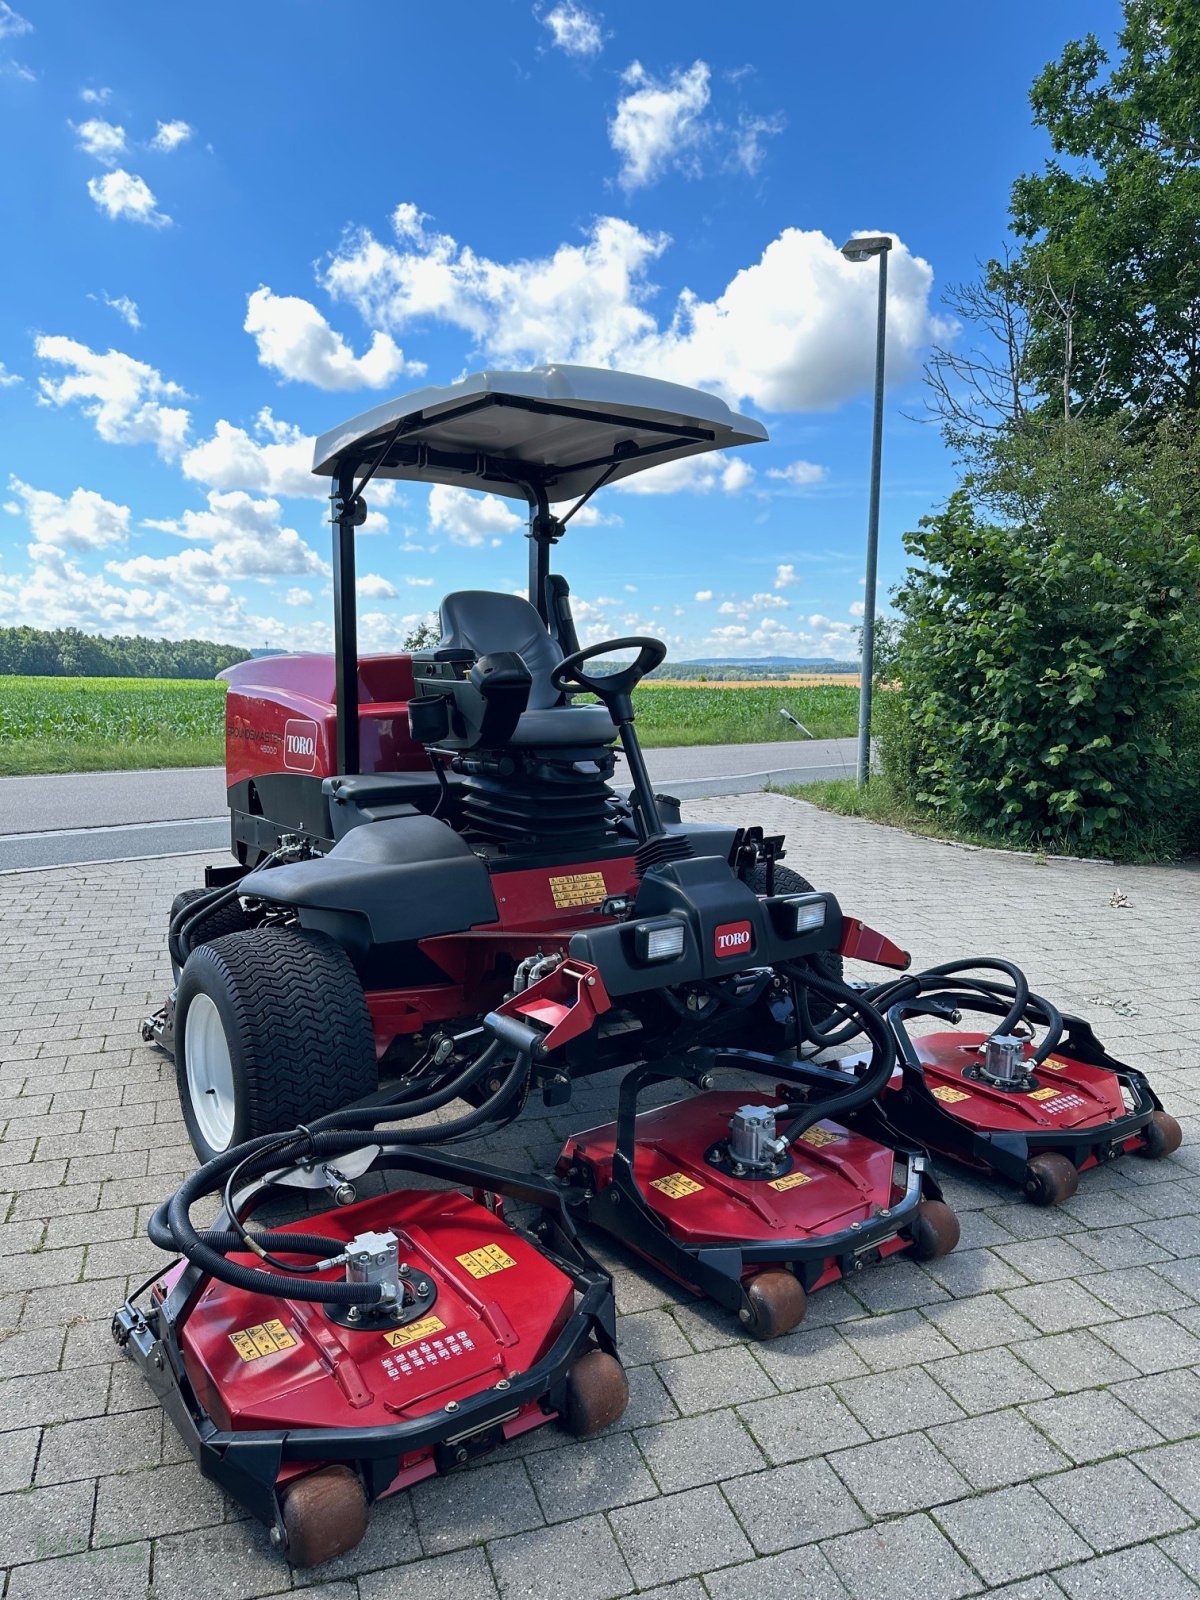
839,233,892,788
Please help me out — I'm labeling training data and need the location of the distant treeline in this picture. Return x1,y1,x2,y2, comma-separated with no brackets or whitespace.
0,627,251,680
648,661,859,681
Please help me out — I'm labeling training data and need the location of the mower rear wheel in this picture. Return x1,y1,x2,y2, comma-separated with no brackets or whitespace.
168,888,256,980
741,1269,808,1340
562,1350,629,1437
1139,1110,1183,1160
280,1465,368,1568
1024,1151,1079,1206
175,926,377,1163
907,1199,961,1261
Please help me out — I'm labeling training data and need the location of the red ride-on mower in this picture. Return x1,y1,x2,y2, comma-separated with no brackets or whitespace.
114,1095,628,1569
802,959,1183,1205
138,363,959,1334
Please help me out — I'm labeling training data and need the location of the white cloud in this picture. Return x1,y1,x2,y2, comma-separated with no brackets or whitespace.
404,575,434,586
773,562,797,588
150,119,193,152
848,599,865,618
539,1,603,56
7,478,130,549
428,483,522,546
93,292,141,329
285,587,313,607
0,3,31,38
73,118,126,164
324,207,948,422
609,60,711,191
766,460,827,487
80,86,112,104
244,286,420,391
730,112,785,177
694,589,713,602
87,169,171,227
112,489,326,596
181,412,319,499
611,451,755,497
35,335,190,458
357,572,397,600
751,591,788,609
0,361,21,387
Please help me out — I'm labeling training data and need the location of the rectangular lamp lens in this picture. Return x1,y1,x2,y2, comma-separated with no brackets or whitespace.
788,898,827,933
643,924,685,961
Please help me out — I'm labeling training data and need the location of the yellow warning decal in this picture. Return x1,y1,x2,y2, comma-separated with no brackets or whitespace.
768,1170,812,1192
384,1315,446,1348
229,1318,297,1362
799,1125,842,1147
549,870,607,909
650,1171,705,1198
456,1243,518,1278
1029,1087,1060,1101
932,1085,972,1104
1039,1060,1067,1071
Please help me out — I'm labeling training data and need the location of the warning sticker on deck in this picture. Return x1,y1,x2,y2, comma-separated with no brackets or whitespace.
384,1315,447,1348
549,870,607,909
768,1170,812,1191
932,1085,972,1104
1029,1087,1060,1101
798,1126,842,1147
229,1318,297,1362
455,1244,518,1278
650,1172,705,1198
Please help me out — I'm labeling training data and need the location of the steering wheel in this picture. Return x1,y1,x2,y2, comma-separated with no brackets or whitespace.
551,637,667,714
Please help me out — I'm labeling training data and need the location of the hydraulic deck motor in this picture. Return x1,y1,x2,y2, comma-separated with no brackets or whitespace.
727,1104,787,1174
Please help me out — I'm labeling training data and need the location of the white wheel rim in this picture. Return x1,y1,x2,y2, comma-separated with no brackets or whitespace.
185,993,236,1152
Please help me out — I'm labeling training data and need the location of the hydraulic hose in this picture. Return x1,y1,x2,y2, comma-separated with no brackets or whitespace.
776,964,896,1144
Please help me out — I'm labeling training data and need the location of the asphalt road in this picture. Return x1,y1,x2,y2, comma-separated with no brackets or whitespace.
0,738,858,871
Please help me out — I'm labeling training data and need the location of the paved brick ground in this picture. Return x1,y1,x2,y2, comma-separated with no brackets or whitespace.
2,794,1199,1599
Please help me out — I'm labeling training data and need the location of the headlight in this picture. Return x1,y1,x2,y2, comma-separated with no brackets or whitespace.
634,920,686,962
779,895,827,935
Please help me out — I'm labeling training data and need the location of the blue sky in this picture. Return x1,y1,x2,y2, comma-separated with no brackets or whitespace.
0,0,1118,662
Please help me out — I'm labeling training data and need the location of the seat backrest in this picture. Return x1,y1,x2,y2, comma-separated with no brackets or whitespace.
438,591,563,710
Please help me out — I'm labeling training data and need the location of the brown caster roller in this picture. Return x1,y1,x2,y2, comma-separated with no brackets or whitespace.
278,1464,368,1569
1024,1151,1079,1207
1138,1111,1183,1160
907,1199,961,1261
740,1269,808,1341
562,1349,629,1437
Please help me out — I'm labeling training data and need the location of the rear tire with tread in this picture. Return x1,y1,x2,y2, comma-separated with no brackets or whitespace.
168,887,256,979
175,925,377,1163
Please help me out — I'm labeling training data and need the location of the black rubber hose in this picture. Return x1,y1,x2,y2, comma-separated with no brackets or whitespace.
777,966,896,1144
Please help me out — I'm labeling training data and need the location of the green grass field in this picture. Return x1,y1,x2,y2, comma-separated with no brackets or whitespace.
0,675,860,775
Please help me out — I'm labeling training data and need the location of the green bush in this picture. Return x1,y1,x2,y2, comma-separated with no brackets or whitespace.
880,489,1200,859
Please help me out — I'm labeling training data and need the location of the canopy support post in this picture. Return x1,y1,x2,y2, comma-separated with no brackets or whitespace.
526,485,560,625
331,469,362,776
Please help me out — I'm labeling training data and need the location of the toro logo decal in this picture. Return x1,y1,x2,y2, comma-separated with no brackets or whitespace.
283,718,319,773
713,920,754,960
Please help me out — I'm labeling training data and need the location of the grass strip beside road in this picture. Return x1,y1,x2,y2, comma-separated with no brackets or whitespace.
0,675,860,775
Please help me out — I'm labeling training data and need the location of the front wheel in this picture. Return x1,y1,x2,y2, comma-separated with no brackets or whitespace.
174,926,377,1163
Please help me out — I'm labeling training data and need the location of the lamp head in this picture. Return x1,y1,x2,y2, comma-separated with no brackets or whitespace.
840,234,893,263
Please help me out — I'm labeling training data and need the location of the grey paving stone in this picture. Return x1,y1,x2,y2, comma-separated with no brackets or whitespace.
525,1432,657,1522
1152,1256,1200,1299
1079,1267,1193,1316
631,1583,707,1600
0,1426,41,1492
928,1347,1054,1414
1071,1227,1173,1270
654,1344,775,1415
928,1407,1071,1490
152,1520,290,1600
665,1298,746,1352
2,1478,95,1564
1094,1313,1200,1374
965,1580,1065,1600
610,1485,753,1586
615,1362,680,1431
722,1458,867,1554
995,1236,1100,1284
923,1290,1039,1351
92,1460,227,1545
412,1459,543,1555
1134,1439,1200,1517
844,1258,949,1314
5,1541,151,1600
614,1308,694,1366
835,1364,967,1438
839,1309,958,1372
1159,1527,1200,1586
1113,1368,1200,1440
636,1408,765,1492
1056,1544,1200,1600
1022,1389,1164,1464
1010,1330,1141,1393
1002,1280,1117,1335
822,1512,981,1600
828,1430,970,1517
704,1544,851,1600
1038,1458,1192,1553
0,1365,110,1430
737,1385,868,1464
487,1514,633,1600
1136,1218,1200,1257
935,1483,1091,1586
35,1407,161,1484
751,1324,869,1393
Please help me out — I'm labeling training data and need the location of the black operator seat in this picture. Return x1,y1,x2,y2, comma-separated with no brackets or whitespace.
437,590,617,748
